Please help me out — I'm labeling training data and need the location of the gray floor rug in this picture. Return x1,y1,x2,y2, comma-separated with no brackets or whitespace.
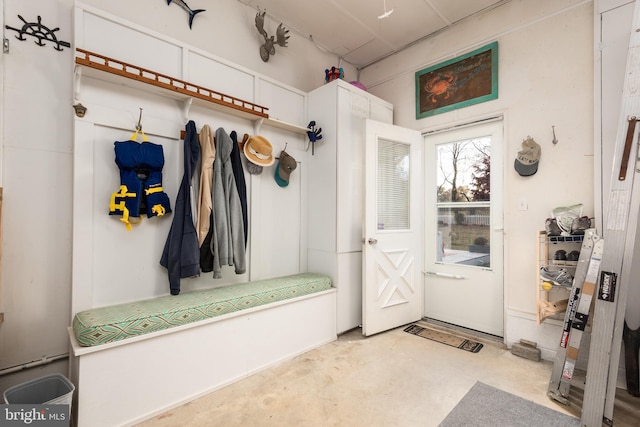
439,381,580,426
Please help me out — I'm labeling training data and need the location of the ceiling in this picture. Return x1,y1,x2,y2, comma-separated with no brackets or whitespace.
238,0,509,69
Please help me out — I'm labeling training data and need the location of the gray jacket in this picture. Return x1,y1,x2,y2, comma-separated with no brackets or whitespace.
211,127,246,278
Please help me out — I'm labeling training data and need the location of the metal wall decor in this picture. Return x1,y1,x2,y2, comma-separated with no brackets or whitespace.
166,0,205,29
73,103,87,118
5,15,70,51
254,10,289,62
415,41,498,119
306,121,322,155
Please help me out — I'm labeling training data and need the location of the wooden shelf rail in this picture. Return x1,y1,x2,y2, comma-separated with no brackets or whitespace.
75,48,269,119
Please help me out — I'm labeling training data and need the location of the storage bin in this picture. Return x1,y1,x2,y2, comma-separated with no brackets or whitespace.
3,373,75,406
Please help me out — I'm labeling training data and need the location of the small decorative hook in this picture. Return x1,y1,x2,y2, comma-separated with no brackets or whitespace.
552,126,558,145
136,108,143,132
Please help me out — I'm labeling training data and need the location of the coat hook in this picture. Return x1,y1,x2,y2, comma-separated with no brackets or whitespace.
552,126,558,145
136,108,143,132
276,142,289,160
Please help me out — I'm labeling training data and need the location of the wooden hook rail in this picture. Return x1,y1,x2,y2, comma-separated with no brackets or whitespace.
178,130,247,152
75,48,269,119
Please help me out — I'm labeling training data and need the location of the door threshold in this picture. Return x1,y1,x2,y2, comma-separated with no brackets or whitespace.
419,318,505,349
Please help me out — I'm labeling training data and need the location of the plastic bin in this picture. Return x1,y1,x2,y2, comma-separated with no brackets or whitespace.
3,373,75,406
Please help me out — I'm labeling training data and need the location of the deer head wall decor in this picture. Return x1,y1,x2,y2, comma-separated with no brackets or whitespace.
254,10,289,62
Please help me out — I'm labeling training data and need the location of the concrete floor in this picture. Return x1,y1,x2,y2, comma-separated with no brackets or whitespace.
137,322,639,427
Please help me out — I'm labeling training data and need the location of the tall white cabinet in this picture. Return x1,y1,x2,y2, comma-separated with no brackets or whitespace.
307,80,393,334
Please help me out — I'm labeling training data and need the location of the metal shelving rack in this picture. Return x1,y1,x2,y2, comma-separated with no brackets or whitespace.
536,231,584,324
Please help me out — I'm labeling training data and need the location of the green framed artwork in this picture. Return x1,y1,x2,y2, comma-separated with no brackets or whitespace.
415,42,498,119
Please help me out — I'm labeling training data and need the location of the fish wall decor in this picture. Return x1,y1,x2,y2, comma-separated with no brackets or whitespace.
167,0,205,29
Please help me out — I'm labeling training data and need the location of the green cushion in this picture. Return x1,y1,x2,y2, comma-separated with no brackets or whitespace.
73,273,332,347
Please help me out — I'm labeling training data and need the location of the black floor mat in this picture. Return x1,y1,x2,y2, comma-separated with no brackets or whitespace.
404,324,483,353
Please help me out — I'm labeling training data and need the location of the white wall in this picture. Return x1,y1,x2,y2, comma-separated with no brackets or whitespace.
0,0,75,391
360,0,595,354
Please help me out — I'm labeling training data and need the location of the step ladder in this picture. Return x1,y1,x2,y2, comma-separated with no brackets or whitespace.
549,1,640,424
547,229,602,405
583,0,640,422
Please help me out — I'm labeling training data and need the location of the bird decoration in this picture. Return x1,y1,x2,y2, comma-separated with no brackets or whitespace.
254,10,289,62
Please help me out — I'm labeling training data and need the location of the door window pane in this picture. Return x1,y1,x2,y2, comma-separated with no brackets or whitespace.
435,137,491,267
378,139,410,230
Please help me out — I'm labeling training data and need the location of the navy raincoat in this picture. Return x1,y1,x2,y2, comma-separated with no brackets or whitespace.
160,120,201,295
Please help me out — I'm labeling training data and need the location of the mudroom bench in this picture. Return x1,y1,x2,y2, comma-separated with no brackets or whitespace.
68,273,337,427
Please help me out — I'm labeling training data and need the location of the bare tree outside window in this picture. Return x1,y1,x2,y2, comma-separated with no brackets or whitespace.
436,137,491,267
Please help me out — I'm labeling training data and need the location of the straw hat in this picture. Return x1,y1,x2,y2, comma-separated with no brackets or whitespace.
243,135,274,166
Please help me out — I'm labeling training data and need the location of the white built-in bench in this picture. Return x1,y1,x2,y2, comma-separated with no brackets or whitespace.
68,273,337,427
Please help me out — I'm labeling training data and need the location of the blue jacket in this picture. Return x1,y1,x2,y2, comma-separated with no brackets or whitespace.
160,120,201,295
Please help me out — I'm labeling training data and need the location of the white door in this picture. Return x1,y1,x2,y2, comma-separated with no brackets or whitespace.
362,119,422,336
424,120,504,336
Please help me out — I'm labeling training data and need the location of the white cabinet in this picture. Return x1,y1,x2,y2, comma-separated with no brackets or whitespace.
307,80,393,333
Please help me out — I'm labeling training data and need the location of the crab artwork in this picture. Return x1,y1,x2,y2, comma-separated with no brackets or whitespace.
424,72,456,103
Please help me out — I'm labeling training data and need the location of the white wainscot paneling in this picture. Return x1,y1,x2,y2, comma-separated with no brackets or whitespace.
2,147,73,358
250,152,304,279
72,79,241,308
80,11,183,78
90,125,180,307
186,52,255,105
72,2,309,312
76,76,182,138
257,79,306,126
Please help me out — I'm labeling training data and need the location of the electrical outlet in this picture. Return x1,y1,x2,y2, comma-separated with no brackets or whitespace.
518,199,528,211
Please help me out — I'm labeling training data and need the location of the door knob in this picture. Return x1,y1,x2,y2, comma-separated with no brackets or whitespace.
368,238,378,245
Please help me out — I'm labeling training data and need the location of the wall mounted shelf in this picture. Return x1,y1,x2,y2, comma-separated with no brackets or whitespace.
74,48,308,135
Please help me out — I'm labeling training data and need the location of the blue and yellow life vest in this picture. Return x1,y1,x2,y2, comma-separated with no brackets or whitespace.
109,130,172,230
